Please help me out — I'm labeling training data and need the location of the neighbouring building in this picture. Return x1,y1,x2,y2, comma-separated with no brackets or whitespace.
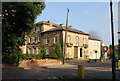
21,20,102,59
88,38,101,60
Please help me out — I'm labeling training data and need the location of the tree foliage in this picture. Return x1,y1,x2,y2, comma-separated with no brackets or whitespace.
88,30,101,40
53,42,62,60
2,2,45,65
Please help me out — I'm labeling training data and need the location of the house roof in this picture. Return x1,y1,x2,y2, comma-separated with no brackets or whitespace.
41,26,89,35
89,38,101,41
35,21,59,27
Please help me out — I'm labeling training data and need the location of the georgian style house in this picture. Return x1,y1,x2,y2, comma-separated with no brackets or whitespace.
21,20,101,59
88,38,101,60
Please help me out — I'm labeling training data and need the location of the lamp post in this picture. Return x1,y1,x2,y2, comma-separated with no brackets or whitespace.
110,0,116,80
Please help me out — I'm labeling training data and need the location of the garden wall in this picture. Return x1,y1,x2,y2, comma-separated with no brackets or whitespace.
19,59,62,68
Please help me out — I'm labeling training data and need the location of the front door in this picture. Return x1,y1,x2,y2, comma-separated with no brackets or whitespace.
74,47,78,58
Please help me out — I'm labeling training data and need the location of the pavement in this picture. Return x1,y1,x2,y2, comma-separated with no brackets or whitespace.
1,59,120,80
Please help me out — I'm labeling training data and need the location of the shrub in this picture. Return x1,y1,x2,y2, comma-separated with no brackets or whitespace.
39,44,46,59
53,42,62,60
19,53,44,61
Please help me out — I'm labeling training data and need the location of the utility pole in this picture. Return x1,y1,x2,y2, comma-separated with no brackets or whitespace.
110,0,116,80
63,8,69,64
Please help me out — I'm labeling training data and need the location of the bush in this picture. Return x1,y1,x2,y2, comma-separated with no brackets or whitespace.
53,42,62,60
39,44,46,59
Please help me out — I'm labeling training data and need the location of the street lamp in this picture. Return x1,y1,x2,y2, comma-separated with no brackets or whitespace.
110,0,116,80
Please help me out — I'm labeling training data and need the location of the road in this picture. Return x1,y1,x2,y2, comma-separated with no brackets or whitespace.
2,59,120,80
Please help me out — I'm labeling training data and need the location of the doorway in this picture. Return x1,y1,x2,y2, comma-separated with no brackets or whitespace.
80,48,82,57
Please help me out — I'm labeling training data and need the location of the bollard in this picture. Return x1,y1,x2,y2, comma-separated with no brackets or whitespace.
118,60,120,69
77,65,85,79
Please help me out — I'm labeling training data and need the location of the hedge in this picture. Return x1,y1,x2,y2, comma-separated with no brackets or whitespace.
19,53,44,61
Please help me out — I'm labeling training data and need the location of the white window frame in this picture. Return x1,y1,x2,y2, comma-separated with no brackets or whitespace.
89,51,92,57
33,27,36,32
76,36,79,46
38,27,40,31
29,48,32,54
32,37,35,43
46,38,49,44
35,36,37,43
67,35,71,44
34,48,37,54
90,41,92,47
38,37,40,42
83,38,86,44
54,36,57,44
46,49,49,55
29,37,31,43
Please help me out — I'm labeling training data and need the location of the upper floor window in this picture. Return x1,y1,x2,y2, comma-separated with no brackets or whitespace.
29,37,32,43
76,36,79,45
35,36,38,42
32,37,35,43
38,27,41,32
94,42,96,48
96,43,99,48
33,27,36,32
38,36,41,42
83,38,86,44
89,51,92,57
46,38,49,44
54,36,57,44
90,41,92,47
67,35,71,44
33,36,37,43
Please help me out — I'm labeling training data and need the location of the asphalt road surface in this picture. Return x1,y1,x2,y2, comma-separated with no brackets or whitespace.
2,59,120,80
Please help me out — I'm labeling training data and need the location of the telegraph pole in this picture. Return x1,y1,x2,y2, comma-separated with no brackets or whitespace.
63,8,69,64
110,0,116,80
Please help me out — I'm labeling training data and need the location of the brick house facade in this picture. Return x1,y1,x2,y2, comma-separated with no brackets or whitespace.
22,20,101,59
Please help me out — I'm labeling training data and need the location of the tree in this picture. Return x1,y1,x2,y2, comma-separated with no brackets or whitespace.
88,30,101,40
39,44,46,59
109,44,119,57
2,2,45,65
53,42,62,60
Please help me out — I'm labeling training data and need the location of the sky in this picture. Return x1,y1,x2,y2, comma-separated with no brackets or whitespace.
36,1,118,46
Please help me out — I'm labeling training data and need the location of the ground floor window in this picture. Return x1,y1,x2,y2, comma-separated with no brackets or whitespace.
34,48,37,54
28,48,32,54
46,49,49,56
